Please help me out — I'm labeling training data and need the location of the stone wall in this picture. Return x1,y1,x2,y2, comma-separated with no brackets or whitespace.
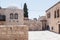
24,19,41,31
0,25,28,40
0,8,24,25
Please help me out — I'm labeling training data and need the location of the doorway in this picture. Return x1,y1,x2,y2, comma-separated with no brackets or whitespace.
46,25,50,30
59,24,60,34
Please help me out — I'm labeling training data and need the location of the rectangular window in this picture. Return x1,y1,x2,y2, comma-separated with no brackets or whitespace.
47,12,50,18
57,9,59,18
54,11,56,18
0,15,6,21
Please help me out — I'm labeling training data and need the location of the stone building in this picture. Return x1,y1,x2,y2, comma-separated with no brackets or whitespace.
38,16,47,30
24,17,42,31
0,7,24,25
0,7,28,40
24,18,36,31
46,1,60,33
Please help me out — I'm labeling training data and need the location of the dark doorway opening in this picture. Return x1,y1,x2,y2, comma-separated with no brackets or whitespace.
0,15,6,21
46,25,50,30
15,39,17,40
59,24,60,34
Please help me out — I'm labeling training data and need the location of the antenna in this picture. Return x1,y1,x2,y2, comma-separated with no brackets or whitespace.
21,2,22,9
0,1,1,9
0,1,1,6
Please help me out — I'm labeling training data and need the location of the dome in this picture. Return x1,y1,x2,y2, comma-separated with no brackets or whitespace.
7,6,18,9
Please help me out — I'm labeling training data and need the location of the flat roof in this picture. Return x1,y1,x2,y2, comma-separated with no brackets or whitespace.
46,1,60,12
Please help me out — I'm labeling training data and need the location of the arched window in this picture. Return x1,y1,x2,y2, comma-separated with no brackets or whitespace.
54,11,56,18
57,9,59,17
10,13,13,19
15,13,18,19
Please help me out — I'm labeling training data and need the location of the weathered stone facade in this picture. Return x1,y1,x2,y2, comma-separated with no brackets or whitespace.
0,25,28,40
0,7,24,25
46,1,60,33
38,16,47,30
0,7,28,40
24,17,41,31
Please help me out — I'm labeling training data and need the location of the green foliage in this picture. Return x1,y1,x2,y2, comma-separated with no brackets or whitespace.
23,3,28,18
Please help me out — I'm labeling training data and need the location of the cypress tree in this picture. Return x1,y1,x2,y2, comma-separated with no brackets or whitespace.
23,3,28,18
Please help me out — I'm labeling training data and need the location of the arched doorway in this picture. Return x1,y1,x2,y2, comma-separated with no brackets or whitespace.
46,25,50,30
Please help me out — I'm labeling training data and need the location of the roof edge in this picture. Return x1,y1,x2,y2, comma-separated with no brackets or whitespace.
46,1,60,12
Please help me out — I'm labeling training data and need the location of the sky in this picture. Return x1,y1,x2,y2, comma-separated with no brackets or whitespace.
0,0,60,19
